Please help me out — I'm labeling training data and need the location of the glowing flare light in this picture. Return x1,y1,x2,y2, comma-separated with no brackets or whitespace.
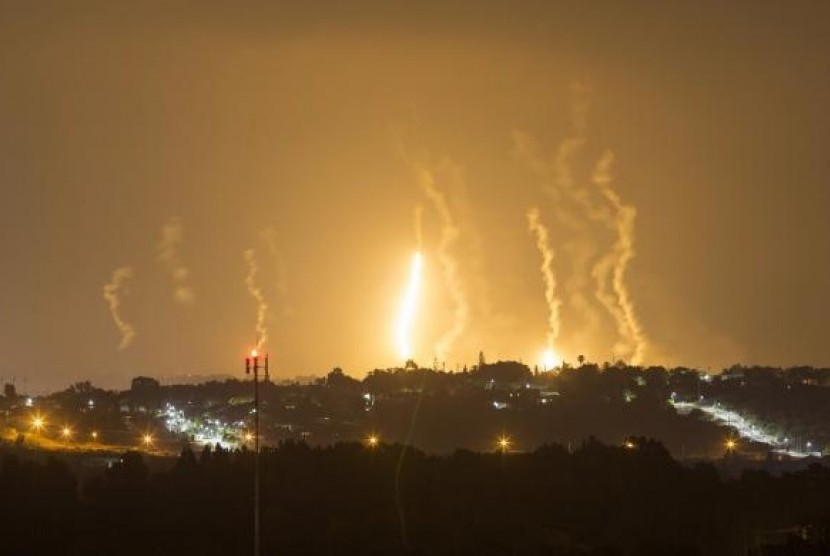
541,348,562,371
395,252,424,361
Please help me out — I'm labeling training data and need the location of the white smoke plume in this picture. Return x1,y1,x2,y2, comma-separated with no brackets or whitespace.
103,266,136,350
413,204,424,251
591,150,648,364
260,227,290,314
591,242,630,358
417,165,469,362
157,217,194,304
527,207,562,353
512,85,647,364
512,125,603,350
244,248,268,352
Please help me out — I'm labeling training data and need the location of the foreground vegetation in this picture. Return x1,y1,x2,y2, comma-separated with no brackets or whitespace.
1,438,828,555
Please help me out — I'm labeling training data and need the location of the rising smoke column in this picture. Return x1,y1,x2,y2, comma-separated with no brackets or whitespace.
527,207,562,364
157,217,194,304
591,241,631,359
413,204,424,251
512,126,603,353
591,151,648,364
244,248,268,352
512,85,649,364
103,266,136,349
260,226,290,315
417,165,469,362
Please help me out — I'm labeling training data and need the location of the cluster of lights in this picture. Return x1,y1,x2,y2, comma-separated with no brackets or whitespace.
161,403,248,449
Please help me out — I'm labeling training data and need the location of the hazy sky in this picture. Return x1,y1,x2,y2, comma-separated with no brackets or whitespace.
2,2,829,391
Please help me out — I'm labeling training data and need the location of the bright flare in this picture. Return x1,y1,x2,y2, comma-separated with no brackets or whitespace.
395,251,423,361
541,348,562,371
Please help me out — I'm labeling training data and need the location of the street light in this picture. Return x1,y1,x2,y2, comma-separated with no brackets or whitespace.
143,434,153,447
366,434,380,448
31,415,45,432
725,438,737,453
497,435,511,453
91,431,99,442
62,426,72,440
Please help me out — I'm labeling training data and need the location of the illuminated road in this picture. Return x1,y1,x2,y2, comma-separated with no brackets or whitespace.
670,398,822,458
1,425,175,456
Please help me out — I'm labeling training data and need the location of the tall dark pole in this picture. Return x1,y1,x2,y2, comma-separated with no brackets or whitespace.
246,350,268,556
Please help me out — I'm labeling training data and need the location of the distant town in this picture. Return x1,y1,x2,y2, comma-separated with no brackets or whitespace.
3,358,829,468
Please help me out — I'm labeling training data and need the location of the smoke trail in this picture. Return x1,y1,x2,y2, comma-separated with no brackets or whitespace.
512,86,646,363
157,217,194,304
564,239,603,350
413,204,424,251
260,227,290,313
103,266,136,350
244,249,268,352
512,127,604,345
591,245,630,358
417,165,468,362
591,151,648,364
526,207,562,354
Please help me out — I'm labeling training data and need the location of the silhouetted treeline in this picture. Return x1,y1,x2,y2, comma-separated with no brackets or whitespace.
1,439,829,555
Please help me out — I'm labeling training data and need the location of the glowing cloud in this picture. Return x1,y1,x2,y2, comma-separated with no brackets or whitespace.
395,251,424,361
417,165,469,362
527,207,563,368
157,217,194,304
103,266,136,349
244,249,268,352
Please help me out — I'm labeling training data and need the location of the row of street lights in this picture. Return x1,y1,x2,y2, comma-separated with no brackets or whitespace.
31,411,742,457
363,433,513,453
29,414,154,448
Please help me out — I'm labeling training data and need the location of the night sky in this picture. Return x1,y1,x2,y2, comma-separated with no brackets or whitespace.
2,2,829,392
